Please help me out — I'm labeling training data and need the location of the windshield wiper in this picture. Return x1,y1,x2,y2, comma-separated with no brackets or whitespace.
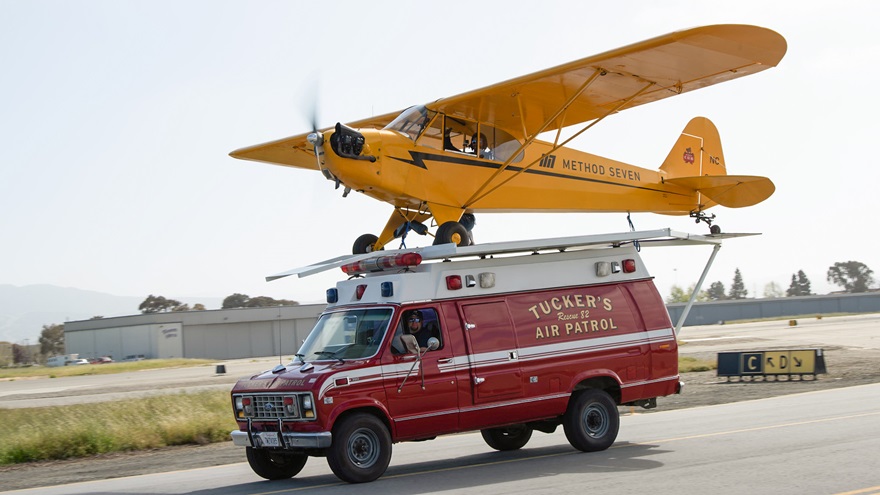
293,353,307,364
314,346,350,363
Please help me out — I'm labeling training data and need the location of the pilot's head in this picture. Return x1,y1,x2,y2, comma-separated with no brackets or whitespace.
472,133,488,150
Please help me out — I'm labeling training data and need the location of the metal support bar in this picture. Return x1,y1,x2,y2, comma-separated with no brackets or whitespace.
675,243,721,335
462,68,604,207
465,80,655,207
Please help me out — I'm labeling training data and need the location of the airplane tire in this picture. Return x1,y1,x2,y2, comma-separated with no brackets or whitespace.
353,234,380,254
434,222,469,246
710,225,721,234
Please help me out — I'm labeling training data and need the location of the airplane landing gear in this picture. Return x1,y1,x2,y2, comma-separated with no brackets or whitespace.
433,213,476,247
434,221,470,246
690,210,721,234
353,234,381,254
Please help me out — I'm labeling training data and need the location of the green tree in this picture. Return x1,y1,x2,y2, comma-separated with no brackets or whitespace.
728,268,748,299
763,281,783,298
706,281,726,300
12,343,28,364
222,293,250,309
222,294,299,309
666,284,709,303
139,295,182,314
39,323,65,357
192,303,206,311
827,261,875,293
786,270,813,296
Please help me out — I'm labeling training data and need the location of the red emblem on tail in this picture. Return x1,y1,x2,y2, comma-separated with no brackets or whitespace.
683,147,695,164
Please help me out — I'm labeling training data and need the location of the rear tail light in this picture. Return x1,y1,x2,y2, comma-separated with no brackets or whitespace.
446,275,463,290
622,259,636,273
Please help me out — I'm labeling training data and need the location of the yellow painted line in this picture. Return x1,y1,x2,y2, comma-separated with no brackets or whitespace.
833,486,880,495
249,411,880,494
644,411,880,445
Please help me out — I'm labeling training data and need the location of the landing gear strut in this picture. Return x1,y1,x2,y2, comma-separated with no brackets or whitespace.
690,210,721,235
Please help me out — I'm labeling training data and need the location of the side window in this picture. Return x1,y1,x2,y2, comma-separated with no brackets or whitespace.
418,113,444,150
442,116,476,154
392,308,444,354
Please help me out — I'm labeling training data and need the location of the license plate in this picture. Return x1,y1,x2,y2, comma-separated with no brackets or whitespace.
256,432,281,448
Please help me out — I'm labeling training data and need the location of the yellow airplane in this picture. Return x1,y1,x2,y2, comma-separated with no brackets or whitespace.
230,24,786,253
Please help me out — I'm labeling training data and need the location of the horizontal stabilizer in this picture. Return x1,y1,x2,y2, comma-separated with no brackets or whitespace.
664,175,775,208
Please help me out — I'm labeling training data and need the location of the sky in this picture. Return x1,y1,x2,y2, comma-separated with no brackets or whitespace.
1,0,878,309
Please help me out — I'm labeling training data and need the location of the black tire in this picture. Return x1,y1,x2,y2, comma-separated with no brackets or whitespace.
710,224,722,235
434,221,469,246
480,425,533,451
352,234,380,254
245,447,308,480
327,413,392,483
563,389,619,452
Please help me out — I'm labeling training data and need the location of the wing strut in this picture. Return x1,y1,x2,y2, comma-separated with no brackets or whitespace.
461,68,606,207
463,80,655,208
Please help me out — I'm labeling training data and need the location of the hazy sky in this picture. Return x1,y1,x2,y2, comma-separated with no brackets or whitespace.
1,1,877,309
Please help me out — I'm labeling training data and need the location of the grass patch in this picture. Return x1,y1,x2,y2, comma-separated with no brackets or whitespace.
0,390,236,465
0,355,714,465
679,356,716,373
0,359,215,380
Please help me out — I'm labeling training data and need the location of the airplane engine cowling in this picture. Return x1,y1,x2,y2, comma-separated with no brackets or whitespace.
331,122,366,159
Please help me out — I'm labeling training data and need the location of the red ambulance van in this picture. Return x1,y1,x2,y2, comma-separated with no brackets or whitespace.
231,229,711,483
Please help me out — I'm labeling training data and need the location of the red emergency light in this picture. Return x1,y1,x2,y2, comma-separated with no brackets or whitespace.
341,253,423,276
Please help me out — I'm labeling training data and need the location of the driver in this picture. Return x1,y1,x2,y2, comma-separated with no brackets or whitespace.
404,310,440,350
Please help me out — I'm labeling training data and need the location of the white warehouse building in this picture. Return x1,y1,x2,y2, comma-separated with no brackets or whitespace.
63,304,325,361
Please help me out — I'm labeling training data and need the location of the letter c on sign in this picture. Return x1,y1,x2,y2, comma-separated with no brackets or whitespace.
748,355,758,370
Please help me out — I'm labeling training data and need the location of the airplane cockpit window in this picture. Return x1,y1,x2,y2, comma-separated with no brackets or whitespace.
385,105,436,142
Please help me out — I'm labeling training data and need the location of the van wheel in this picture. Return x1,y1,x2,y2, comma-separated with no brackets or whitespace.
481,425,533,451
563,389,619,452
327,413,391,483
245,447,308,480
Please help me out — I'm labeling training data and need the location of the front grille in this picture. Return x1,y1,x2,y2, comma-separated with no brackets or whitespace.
234,392,314,421
253,395,289,419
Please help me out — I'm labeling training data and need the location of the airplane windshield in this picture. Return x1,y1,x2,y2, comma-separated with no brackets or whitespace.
385,105,435,141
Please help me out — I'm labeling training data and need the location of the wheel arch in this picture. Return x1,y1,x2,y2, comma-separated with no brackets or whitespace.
570,372,622,405
328,404,394,440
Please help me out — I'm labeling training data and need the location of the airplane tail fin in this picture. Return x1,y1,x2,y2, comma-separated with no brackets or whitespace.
661,117,774,209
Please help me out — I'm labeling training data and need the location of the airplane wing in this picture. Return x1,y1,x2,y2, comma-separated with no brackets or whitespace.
228,110,402,169
428,24,786,140
664,175,776,208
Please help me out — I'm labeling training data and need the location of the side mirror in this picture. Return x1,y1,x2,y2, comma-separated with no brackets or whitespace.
426,337,440,351
400,334,419,355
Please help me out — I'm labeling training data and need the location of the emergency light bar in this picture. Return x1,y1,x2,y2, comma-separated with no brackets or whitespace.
340,253,423,276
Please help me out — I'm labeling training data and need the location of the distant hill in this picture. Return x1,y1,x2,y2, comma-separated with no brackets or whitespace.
0,285,219,344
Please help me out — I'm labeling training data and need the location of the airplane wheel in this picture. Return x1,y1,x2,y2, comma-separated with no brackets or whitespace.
710,225,721,235
353,234,380,254
434,222,469,246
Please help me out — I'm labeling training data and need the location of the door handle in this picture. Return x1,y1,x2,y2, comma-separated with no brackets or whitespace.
473,377,485,385
438,358,453,364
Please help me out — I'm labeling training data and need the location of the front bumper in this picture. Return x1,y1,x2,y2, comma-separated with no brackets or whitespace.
231,429,332,449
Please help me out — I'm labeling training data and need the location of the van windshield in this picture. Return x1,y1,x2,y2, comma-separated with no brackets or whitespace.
298,308,393,361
